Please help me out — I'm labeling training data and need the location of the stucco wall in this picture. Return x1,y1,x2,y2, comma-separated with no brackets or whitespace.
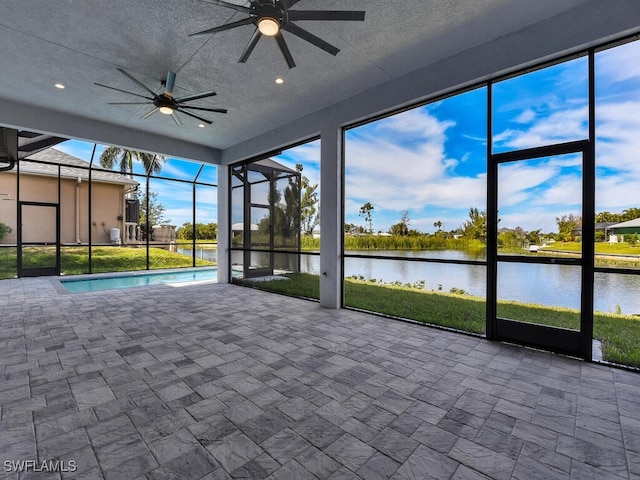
88,182,127,244
0,171,127,244
0,171,18,243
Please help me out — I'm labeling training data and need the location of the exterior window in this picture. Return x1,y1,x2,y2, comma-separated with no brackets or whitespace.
343,87,487,334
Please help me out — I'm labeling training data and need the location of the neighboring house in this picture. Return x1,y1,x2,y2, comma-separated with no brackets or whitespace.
0,148,138,245
571,222,618,241
609,218,640,242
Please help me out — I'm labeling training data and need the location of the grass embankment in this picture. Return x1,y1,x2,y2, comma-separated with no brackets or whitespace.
0,246,214,278
174,240,218,248
301,235,486,252
539,242,640,268
84,246,214,273
544,241,640,255
235,272,640,368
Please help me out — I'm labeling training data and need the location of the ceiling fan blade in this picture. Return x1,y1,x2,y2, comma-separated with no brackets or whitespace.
117,68,157,96
171,112,183,127
287,11,366,22
200,0,250,14
107,102,151,105
284,22,340,56
181,106,228,114
141,107,159,120
275,33,296,69
190,18,252,37
165,71,176,97
179,109,214,125
94,83,153,100
284,0,301,7
239,28,262,63
175,90,217,103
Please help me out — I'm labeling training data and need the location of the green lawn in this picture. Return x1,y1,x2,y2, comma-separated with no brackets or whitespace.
0,246,215,278
514,242,640,268
542,241,640,255
0,247,17,279
235,272,640,368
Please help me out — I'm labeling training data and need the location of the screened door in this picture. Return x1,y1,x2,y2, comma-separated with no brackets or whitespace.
244,171,274,278
491,141,593,358
18,202,60,277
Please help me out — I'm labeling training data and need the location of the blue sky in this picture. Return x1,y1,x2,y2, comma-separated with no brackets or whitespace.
56,142,219,227
343,40,640,234
58,40,639,234
57,138,318,229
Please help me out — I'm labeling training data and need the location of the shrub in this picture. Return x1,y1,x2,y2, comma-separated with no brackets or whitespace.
0,222,12,241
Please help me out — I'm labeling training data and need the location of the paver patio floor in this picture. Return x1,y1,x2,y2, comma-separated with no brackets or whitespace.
1,277,639,479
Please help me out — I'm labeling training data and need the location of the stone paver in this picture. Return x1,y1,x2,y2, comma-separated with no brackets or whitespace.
0,277,638,479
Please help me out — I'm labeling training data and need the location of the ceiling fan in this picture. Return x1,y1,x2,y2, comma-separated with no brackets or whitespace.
95,68,227,126
191,0,366,69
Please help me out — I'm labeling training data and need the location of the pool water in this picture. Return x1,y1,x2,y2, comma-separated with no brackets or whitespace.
61,268,219,293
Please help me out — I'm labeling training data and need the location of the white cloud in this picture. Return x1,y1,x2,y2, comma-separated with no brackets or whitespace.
495,106,588,150
286,140,321,164
275,140,321,187
534,176,582,208
195,189,217,204
158,159,202,180
515,108,536,124
149,181,192,201
344,107,487,231
497,162,559,207
498,210,570,233
594,100,640,212
596,41,640,85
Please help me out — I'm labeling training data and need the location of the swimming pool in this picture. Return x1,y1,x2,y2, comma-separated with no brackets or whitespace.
60,268,219,293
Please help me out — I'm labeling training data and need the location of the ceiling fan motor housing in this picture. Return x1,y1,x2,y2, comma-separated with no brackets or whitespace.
251,1,288,28
154,95,178,111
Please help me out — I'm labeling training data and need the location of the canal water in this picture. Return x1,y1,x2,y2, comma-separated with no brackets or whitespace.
176,247,217,262
176,247,640,315
304,250,640,315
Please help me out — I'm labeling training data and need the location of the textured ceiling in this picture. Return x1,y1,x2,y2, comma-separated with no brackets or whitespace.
0,0,630,158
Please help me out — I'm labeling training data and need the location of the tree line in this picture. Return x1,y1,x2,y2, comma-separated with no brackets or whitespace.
348,202,639,246
175,222,218,240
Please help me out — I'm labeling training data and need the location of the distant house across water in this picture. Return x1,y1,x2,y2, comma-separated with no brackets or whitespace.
571,222,618,241
609,218,640,242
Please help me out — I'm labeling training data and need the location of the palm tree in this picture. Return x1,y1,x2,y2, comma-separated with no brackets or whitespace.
99,147,165,177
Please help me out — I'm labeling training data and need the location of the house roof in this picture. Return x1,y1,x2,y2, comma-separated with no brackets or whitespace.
19,148,138,186
572,222,618,233
611,218,640,229
252,158,298,175
1,128,70,172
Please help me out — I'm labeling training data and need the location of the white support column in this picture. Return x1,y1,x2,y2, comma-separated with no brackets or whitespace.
217,164,230,284
320,125,342,309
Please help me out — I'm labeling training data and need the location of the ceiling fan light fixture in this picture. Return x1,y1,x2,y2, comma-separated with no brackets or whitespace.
258,17,280,36
98,68,224,125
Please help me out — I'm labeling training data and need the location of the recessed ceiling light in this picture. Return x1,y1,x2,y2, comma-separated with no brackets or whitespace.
54,83,65,89
275,78,284,84
198,124,205,128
